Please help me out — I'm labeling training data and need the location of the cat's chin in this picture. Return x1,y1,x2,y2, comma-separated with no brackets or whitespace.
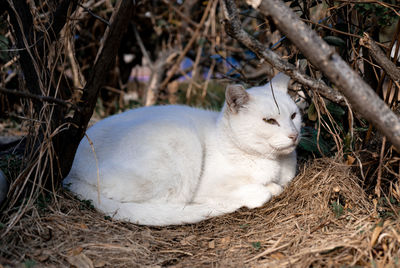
272,144,297,156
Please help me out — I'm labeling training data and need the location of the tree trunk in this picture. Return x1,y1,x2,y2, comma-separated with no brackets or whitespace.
56,0,135,179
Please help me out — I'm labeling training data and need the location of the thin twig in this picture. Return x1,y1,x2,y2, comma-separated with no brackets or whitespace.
245,237,288,263
220,0,346,105
334,0,400,16
186,0,216,102
78,3,110,26
376,136,386,198
240,0,400,151
0,86,78,109
301,18,391,51
301,18,361,39
133,24,153,68
214,50,249,83
84,134,101,204
162,0,199,28
159,0,213,90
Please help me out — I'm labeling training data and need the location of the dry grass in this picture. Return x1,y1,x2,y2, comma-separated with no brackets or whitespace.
1,158,399,267
2,1,400,267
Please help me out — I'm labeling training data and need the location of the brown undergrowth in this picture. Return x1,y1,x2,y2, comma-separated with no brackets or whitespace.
1,158,399,267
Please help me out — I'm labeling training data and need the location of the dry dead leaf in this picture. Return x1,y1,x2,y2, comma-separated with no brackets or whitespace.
79,223,89,229
68,247,83,256
208,240,215,249
346,155,355,165
333,186,340,192
66,252,94,268
270,252,285,260
220,236,231,248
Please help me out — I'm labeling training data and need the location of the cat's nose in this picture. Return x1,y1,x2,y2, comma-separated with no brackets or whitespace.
288,133,298,142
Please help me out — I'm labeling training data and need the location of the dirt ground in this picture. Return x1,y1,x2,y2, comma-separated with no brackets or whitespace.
1,158,399,267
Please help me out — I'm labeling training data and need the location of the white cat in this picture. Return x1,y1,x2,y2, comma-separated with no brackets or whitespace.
64,73,301,226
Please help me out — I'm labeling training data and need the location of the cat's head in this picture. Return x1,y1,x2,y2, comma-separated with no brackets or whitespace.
224,73,301,157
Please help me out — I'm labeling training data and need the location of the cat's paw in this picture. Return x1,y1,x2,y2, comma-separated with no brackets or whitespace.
234,184,272,209
264,183,283,196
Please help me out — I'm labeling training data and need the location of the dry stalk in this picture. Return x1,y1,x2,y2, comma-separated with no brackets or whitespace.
186,0,216,103
159,0,213,90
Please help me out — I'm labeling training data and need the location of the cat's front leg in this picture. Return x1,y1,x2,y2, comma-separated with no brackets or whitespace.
278,151,297,186
200,184,272,211
231,184,272,209
264,182,283,196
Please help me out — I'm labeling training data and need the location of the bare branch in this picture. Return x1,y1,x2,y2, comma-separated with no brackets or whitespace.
221,0,345,105
360,33,400,83
6,0,79,114
78,3,110,26
250,0,400,150
0,87,78,109
6,0,42,97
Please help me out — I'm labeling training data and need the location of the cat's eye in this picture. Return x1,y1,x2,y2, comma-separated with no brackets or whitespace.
291,112,297,120
263,118,279,125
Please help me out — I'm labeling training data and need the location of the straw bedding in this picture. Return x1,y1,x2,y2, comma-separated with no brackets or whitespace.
1,158,399,267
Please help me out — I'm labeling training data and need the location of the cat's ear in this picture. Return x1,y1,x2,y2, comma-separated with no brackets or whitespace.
225,84,249,114
268,73,291,93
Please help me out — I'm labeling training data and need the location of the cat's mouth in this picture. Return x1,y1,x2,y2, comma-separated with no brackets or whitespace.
271,143,297,154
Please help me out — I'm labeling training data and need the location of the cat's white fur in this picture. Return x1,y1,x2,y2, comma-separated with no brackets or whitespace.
64,73,301,226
